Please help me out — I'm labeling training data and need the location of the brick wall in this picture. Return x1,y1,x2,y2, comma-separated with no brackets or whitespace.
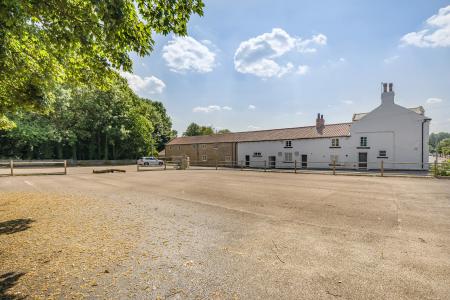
165,142,236,166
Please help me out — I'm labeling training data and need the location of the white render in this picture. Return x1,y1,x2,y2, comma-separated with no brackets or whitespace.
237,84,431,170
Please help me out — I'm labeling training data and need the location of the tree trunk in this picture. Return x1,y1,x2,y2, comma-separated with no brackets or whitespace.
104,134,109,160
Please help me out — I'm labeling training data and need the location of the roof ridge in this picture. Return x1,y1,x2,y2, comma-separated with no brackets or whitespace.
173,122,352,139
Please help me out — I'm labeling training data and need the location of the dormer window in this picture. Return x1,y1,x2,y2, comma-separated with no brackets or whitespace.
284,140,292,148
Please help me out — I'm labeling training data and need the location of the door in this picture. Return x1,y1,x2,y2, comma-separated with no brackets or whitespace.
245,155,250,167
268,156,276,168
358,152,368,169
301,155,307,168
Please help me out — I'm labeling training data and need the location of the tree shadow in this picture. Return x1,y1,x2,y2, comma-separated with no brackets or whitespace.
0,219,34,235
0,272,26,300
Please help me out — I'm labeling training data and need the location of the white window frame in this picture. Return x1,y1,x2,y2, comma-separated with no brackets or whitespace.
225,155,231,162
285,140,292,148
332,138,340,147
379,150,387,157
360,137,368,147
201,155,207,161
201,144,207,149
253,152,262,157
284,152,293,162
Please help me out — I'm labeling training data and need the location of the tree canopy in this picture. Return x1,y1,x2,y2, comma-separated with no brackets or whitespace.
0,78,175,160
182,122,230,136
0,0,204,128
429,132,450,153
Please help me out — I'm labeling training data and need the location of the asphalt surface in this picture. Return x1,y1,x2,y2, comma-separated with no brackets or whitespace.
1,166,449,299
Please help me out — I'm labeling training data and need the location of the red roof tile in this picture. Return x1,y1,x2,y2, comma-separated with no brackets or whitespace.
167,123,352,145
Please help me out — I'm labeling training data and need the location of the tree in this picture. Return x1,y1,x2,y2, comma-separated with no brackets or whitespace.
0,78,175,160
217,129,231,134
183,123,216,136
437,138,450,156
0,0,204,128
430,132,450,153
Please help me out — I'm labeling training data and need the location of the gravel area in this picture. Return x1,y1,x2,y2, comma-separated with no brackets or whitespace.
1,168,449,299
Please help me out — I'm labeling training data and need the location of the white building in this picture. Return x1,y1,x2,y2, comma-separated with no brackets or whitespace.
237,83,431,170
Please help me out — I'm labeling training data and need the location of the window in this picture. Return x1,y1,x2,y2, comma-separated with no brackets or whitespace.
253,152,262,157
379,150,387,157
331,138,340,147
201,144,207,149
284,140,292,148
225,155,231,162
168,146,172,150
284,152,293,162
360,137,368,147
201,155,207,161
177,145,181,150
330,155,339,163
193,144,196,149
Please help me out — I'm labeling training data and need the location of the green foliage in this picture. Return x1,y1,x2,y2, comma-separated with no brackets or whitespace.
0,0,204,128
437,138,450,156
429,132,450,153
217,129,231,134
183,122,220,136
0,79,175,159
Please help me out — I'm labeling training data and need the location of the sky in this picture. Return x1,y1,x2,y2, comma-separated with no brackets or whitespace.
123,0,450,135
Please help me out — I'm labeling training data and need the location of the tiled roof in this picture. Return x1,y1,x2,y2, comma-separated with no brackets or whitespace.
352,106,425,121
167,123,352,145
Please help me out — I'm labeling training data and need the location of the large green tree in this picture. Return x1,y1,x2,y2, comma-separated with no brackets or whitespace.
0,0,204,128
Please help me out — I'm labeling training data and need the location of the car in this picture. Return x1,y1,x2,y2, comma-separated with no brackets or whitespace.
137,157,164,166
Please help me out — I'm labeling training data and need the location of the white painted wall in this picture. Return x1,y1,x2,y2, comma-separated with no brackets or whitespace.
237,88,430,170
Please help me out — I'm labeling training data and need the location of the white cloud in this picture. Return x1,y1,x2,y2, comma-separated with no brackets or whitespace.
384,55,399,64
297,65,310,75
162,36,216,73
247,125,261,130
342,100,353,105
192,105,232,113
120,72,165,95
234,28,326,78
426,97,443,104
400,5,450,48
248,104,256,110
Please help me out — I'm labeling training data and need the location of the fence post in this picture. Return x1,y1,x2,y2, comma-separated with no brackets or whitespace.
380,160,384,177
241,160,243,171
164,161,167,170
64,160,67,175
294,160,297,173
216,159,218,170
434,160,438,177
10,160,13,176
264,160,266,172
333,160,336,175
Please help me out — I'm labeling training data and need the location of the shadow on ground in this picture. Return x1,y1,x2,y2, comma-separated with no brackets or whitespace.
0,219,34,235
0,272,26,300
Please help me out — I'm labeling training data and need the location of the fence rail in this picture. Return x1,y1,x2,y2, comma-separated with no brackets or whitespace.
0,160,67,176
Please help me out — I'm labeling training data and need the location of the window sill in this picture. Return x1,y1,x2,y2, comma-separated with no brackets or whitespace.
282,161,294,163
329,146,341,148
283,146,293,149
357,146,370,149
377,156,388,159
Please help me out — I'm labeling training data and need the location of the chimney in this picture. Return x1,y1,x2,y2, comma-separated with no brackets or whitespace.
381,82,395,105
316,113,325,133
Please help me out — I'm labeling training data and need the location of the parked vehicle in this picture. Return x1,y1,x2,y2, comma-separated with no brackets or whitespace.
137,157,164,166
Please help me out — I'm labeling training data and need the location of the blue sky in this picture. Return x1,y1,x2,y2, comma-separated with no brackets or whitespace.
123,0,450,134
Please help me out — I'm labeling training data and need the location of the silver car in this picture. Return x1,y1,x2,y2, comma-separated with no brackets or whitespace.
137,157,164,166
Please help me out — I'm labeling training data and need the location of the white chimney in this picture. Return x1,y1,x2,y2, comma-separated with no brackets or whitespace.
381,82,395,105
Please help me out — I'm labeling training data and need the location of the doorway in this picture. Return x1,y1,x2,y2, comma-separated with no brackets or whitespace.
301,154,307,168
268,156,276,168
245,155,250,167
358,152,368,169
